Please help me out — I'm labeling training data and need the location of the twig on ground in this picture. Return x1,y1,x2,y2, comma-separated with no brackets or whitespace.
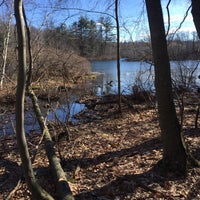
5,178,22,200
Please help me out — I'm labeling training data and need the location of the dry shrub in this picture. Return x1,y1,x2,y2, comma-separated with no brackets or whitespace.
32,47,91,86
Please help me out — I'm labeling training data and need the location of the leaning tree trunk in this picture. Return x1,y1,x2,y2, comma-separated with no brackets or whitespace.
145,0,188,174
27,87,74,200
14,0,54,199
21,2,74,200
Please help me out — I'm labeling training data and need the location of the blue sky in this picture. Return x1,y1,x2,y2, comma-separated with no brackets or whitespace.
162,1,195,32
22,0,195,41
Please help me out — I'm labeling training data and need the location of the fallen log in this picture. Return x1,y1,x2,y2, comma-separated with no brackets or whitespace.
28,87,74,200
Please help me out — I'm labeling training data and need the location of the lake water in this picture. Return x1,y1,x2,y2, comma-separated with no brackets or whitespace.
1,59,199,135
0,100,86,135
91,59,200,95
48,59,200,126
91,59,154,95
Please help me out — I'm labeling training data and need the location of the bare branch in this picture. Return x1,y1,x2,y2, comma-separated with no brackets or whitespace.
0,0,5,7
165,0,171,37
42,6,116,19
168,4,192,42
22,4,32,87
5,179,22,200
174,5,192,35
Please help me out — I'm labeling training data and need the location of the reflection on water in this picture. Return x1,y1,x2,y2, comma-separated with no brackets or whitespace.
1,60,199,135
0,110,40,135
91,59,200,95
0,99,85,135
47,102,85,122
91,59,154,95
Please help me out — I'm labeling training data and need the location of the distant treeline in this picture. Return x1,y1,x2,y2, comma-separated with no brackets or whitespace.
0,16,200,79
41,16,200,61
40,16,200,61
121,39,200,61
42,16,115,59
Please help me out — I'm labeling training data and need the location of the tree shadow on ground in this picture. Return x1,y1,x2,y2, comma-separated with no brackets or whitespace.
184,128,200,160
191,148,200,161
74,163,184,200
186,179,200,199
61,136,187,199
62,137,162,171
0,157,56,199
0,158,22,198
69,128,200,200
184,128,200,137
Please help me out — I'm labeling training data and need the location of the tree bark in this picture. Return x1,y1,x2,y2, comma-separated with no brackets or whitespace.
191,0,200,129
21,2,74,199
27,87,74,200
191,0,200,38
145,0,188,174
14,0,54,199
115,0,121,112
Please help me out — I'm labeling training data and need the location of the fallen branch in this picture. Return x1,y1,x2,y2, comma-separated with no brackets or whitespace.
22,1,74,197
15,1,54,199
28,114,49,164
27,87,74,200
5,178,22,200
30,130,45,164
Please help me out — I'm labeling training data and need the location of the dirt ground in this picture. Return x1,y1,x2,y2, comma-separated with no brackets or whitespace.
1,98,200,199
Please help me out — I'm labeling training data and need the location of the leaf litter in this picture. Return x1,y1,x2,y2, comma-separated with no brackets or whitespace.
0,101,200,199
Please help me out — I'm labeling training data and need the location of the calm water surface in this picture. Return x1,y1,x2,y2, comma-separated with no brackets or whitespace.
91,59,200,94
91,59,153,94
1,60,199,135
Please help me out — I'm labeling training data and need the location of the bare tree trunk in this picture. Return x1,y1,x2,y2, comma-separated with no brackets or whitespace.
14,0,54,199
192,0,200,129
145,0,188,174
115,0,121,112
195,105,199,129
0,0,13,89
191,0,200,38
22,2,74,200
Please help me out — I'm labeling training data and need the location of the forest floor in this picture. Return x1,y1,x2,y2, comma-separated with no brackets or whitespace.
1,92,200,199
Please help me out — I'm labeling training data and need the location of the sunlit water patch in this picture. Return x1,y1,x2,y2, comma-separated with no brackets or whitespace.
47,102,85,122
0,101,85,135
1,60,200,135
